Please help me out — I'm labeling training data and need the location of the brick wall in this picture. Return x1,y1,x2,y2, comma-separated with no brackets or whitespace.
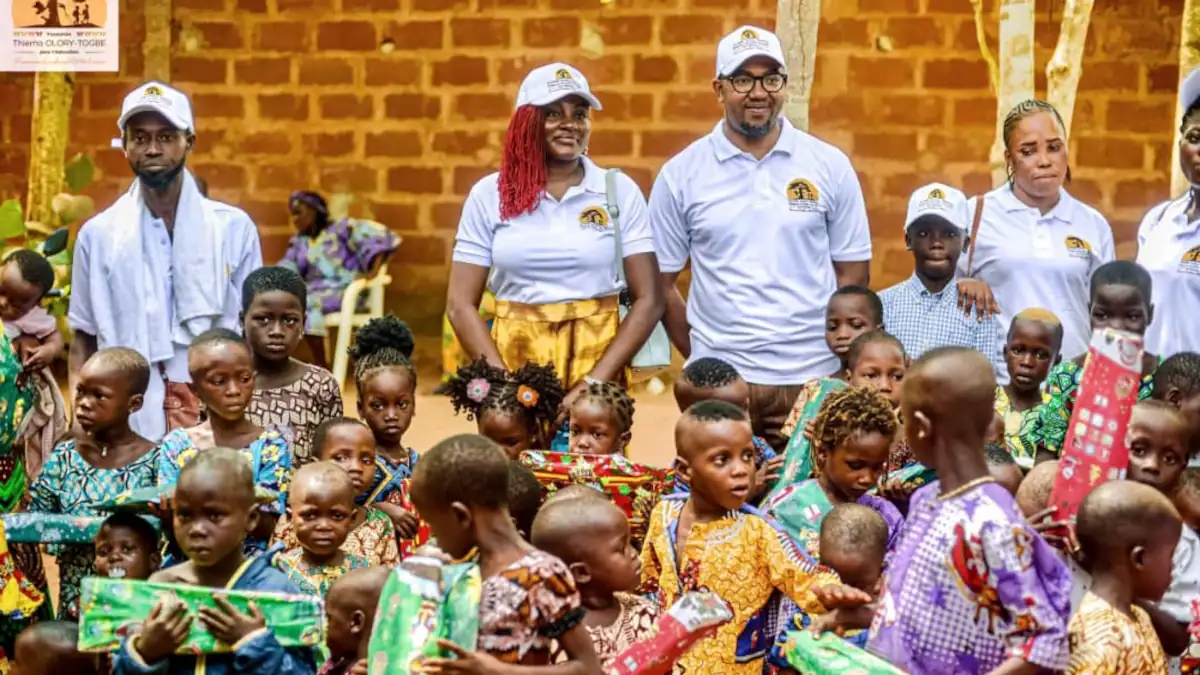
0,0,1185,336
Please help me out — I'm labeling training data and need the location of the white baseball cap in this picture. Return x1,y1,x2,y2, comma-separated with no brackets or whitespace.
117,81,194,133
1182,67,1200,116
515,63,602,111
716,25,787,78
905,183,969,232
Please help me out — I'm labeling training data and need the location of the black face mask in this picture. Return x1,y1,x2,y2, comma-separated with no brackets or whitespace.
134,158,186,190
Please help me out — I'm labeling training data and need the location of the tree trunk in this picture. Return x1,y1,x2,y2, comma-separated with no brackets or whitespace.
44,0,63,27
24,72,75,236
775,0,822,132
1045,0,1095,139
989,0,1036,187
143,0,172,81
1173,0,1200,196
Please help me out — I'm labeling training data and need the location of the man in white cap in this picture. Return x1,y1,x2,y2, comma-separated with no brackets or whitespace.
68,81,263,442
879,183,1005,380
649,25,871,451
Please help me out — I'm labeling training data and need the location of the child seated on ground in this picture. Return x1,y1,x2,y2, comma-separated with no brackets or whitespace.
94,512,161,581
1067,480,1180,675
868,347,1071,673
409,435,601,672
446,359,564,460
114,448,317,675
11,622,98,675
640,401,868,675
994,308,1062,468
157,330,294,558
320,566,390,675
568,381,635,457
273,418,399,566
533,496,658,669
508,462,543,540
986,442,1024,496
242,266,343,466
276,463,370,598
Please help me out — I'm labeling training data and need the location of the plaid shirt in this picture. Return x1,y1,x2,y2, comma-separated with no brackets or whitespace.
880,275,1007,382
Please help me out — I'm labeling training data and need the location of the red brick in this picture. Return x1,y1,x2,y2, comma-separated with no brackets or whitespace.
854,132,918,160
237,0,267,12
1148,64,1180,94
91,149,129,179
961,171,994,195
387,167,444,194
883,173,931,198
393,235,448,265
259,232,292,262
234,57,291,85
364,58,422,86
660,16,725,45
952,18,996,51
320,165,379,193
812,95,869,129
599,16,652,45
589,130,634,156
432,131,489,156
174,57,228,85
924,0,971,12
258,94,309,121
453,166,492,194
177,0,225,9
253,21,308,51
239,132,291,155
299,58,354,85
453,93,511,121
591,92,653,120
1078,61,1142,92
1074,136,1145,170
431,201,463,230
71,116,122,146
692,0,750,5
319,95,374,120
849,57,915,89
641,131,695,158
365,131,423,157
884,16,943,48
1114,178,1169,210
195,21,243,49
192,93,245,118
574,56,628,85
370,202,418,228
615,166,654,194
1107,99,1175,134
317,21,377,51
412,0,467,9
387,21,444,49
7,115,31,143
343,0,400,9
954,97,996,128
451,18,510,47
277,0,334,11
256,165,308,191
303,132,356,156
1067,178,1103,208
925,132,991,163
822,19,870,47
633,55,679,83
384,94,442,120
523,17,579,48
432,56,488,86
670,92,720,120
923,59,990,89
873,94,946,126
87,82,132,112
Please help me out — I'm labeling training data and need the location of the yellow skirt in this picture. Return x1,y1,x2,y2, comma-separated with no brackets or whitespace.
491,296,621,388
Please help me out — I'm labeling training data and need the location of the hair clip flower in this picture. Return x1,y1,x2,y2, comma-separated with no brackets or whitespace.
467,378,490,402
517,385,540,408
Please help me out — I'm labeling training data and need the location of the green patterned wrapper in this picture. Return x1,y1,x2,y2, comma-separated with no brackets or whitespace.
77,577,324,653
766,378,848,503
1,514,160,544
367,561,481,675
781,631,904,675
92,485,279,513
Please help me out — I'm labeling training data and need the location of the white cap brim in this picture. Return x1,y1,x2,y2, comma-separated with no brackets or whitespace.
904,213,963,233
517,89,602,112
117,103,191,133
1183,68,1200,116
718,51,786,78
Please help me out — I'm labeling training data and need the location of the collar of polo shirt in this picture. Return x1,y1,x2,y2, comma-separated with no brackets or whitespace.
994,183,1075,223
576,156,608,195
709,117,799,163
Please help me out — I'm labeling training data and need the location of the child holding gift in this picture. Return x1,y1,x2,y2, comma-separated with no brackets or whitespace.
320,566,390,675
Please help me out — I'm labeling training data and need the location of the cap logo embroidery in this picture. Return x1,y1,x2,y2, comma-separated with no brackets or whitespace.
547,68,580,94
785,178,820,212
928,188,945,200
1064,235,1092,259
555,69,572,79
579,206,610,231
1180,245,1200,275
144,85,163,96
740,29,758,40
733,28,769,54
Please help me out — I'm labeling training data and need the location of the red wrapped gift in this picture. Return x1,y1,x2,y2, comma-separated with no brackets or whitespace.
1048,328,1143,524
607,592,732,675
518,451,674,549
397,478,431,559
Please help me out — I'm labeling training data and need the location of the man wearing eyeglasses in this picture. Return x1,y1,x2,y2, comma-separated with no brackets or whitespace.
649,25,872,453
67,81,263,442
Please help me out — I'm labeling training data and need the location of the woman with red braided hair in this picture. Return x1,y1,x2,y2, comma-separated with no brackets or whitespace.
446,62,665,415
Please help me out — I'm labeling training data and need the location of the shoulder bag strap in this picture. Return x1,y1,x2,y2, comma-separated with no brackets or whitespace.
966,194,986,277
604,169,626,288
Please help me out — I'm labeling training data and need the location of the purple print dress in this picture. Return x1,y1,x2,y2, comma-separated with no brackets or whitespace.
867,480,1072,674
279,217,401,336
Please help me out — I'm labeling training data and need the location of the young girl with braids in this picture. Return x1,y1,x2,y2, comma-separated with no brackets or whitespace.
445,358,565,460
347,314,421,541
567,380,635,457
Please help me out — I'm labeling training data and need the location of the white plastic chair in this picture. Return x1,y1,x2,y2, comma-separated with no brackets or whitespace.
326,259,396,390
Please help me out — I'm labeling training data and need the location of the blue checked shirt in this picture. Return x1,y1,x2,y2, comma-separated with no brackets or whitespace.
880,275,1007,383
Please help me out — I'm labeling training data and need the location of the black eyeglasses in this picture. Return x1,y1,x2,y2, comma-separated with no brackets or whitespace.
725,73,787,94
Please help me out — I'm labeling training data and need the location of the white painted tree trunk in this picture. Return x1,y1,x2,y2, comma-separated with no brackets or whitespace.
1172,0,1200,196
143,0,172,81
1045,0,1095,139
988,0,1036,187
776,0,822,132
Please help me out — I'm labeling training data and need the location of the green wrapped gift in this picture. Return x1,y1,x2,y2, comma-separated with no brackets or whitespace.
77,577,324,653
1,513,161,544
367,560,481,674
877,462,937,496
780,631,904,675
92,485,279,514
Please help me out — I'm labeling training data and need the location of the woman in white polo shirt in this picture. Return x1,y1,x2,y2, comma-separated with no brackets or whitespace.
1137,68,1200,357
446,63,664,404
958,99,1114,361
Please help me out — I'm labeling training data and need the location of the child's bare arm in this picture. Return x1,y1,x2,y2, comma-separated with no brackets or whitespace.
1135,600,1190,656
423,630,602,675
986,657,1042,675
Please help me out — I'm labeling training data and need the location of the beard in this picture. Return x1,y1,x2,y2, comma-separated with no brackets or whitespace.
133,158,186,190
733,114,775,139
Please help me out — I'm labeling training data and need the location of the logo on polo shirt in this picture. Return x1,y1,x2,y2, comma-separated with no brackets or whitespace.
1180,245,1200,275
1064,236,1092,260
579,206,610,231
734,29,769,54
548,68,580,95
786,178,821,212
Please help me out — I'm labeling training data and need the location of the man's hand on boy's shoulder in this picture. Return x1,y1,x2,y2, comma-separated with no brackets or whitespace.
198,596,267,647
135,600,193,664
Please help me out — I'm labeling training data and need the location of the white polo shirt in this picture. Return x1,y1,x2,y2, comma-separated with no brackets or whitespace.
649,118,871,385
958,185,1114,360
453,156,655,305
1137,195,1200,356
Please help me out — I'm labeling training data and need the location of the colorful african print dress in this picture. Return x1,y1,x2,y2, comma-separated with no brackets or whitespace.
442,291,496,383
1032,358,1160,457
272,506,400,566
364,449,418,506
1067,592,1168,675
279,217,401,336
550,593,659,668
247,365,344,466
0,517,44,673
763,479,903,562
276,549,370,598
994,385,1050,469
27,440,159,620
479,550,586,664
639,496,839,675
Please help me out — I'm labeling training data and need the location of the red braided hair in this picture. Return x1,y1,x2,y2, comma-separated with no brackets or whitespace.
499,105,547,221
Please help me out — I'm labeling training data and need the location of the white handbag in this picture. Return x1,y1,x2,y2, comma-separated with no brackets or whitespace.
605,169,672,371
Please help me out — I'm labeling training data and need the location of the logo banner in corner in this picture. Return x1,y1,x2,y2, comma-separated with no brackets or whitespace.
2,0,119,72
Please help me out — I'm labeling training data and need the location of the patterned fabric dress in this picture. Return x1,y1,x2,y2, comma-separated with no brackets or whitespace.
279,217,401,336
364,450,419,506
247,365,344,466
479,550,586,665
550,593,659,668
0,518,43,674
492,296,622,390
764,479,904,562
28,440,159,620
994,385,1050,469
272,506,400,566
1067,592,1168,675
276,549,370,597
1031,358,1159,457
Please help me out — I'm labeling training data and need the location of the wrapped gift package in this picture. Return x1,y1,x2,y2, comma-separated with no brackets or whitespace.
78,577,323,653
1049,328,1143,524
367,561,481,674
518,451,673,548
1,513,160,544
875,462,937,497
779,631,905,675
396,478,432,559
1181,599,1200,674
92,485,279,513
607,591,732,675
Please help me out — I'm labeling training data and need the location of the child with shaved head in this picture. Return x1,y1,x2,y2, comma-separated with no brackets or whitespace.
996,308,1063,467
1068,481,1180,674
321,566,390,675
11,621,99,675
276,462,369,598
